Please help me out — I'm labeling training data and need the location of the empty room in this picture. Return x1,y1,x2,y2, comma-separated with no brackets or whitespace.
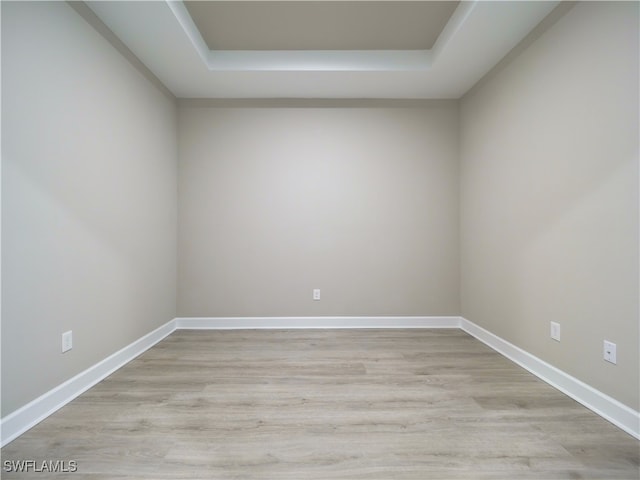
1,0,639,478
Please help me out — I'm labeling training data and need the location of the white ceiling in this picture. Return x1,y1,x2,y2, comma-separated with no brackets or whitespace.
86,1,559,99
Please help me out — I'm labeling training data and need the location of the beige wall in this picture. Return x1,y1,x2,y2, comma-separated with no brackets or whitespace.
178,104,459,317
1,2,177,416
460,2,639,410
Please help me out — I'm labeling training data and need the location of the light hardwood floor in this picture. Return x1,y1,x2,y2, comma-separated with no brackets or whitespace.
2,329,639,479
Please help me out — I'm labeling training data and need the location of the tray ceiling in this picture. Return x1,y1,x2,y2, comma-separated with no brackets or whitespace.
86,1,560,99
184,1,459,51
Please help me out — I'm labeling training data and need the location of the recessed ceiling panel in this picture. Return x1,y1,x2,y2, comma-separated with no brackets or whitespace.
184,1,459,51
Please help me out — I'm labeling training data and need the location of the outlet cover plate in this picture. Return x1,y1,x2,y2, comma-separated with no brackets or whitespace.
62,330,73,353
604,340,617,364
550,322,561,342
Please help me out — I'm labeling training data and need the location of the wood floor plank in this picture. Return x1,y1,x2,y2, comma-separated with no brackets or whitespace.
2,329,639,479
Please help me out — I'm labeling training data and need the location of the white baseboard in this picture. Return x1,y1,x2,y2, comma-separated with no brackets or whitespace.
3,315,638,446
0,319,177,447
460,317,640,440
175,316,460,330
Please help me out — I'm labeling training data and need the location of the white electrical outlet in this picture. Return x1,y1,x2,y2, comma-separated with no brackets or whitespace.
62,330,73,353
313,289,321,301
550,322,561,342
604,340,617,364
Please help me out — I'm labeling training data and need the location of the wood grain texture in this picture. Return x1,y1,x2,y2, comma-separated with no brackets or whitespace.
2,329,639,479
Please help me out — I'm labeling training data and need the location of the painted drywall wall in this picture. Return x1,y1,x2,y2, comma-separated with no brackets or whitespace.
1,1,177,416
460,2,639,410
178,103,459,317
